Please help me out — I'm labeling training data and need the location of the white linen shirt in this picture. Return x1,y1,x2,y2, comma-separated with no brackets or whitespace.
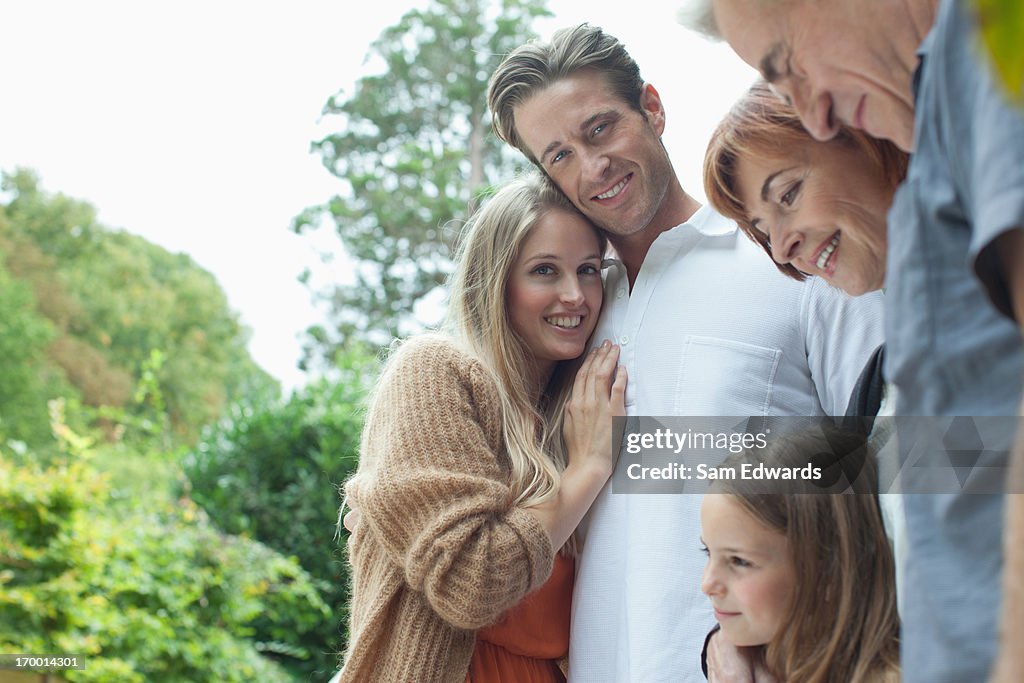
568,205,884,682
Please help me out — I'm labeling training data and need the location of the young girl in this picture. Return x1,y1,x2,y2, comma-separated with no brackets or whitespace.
337,172,626,683
700,427,900,683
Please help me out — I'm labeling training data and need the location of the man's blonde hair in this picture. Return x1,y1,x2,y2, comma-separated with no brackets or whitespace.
487,23,645,164
444,172,605,552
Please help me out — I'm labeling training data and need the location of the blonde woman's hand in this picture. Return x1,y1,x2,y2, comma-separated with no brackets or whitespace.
563,340,627,478
525,340,627,552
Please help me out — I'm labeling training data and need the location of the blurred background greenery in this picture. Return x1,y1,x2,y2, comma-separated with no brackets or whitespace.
0,165,373,681
976,0,1024,102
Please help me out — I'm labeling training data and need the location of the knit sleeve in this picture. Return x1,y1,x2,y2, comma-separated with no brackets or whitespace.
347,336,555,630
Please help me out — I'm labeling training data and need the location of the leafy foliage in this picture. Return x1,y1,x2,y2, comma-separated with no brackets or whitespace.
0,169,279,445
295,0,549,363
976,0,1024,101
0,417,327,682
185,346,377,679
0,1,555,671
0,254,64,444
0,166,334,680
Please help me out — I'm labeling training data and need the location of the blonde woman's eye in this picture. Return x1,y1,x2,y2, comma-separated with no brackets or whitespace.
579,264,599,275
533,265,555,275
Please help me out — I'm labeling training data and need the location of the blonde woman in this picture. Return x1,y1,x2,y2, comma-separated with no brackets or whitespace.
336,172,626,682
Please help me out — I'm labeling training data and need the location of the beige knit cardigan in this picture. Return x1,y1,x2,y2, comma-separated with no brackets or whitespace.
339,334,555,682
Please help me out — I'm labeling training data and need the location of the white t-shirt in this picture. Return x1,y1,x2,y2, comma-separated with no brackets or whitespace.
568,205,885,682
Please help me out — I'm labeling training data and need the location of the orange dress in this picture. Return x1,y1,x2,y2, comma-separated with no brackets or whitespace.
466,553,574,683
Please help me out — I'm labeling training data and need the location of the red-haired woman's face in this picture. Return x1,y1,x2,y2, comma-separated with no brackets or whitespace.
734,138,892,296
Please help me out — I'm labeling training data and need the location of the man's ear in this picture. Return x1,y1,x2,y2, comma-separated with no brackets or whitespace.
639,82,666,136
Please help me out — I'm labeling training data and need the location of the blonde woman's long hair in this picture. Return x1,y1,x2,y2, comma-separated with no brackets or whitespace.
444,172,605,553
343,173,604,554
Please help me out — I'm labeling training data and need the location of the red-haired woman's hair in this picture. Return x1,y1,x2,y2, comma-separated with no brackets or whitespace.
703,80,908,281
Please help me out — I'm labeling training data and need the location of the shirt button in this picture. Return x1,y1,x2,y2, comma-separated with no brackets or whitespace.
616,289,626,299
620,335,629,345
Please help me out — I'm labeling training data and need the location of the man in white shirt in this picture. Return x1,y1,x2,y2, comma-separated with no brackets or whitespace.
488,24,884,681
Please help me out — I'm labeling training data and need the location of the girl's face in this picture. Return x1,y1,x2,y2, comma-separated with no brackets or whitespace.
505,207,604,378
700,494,796,647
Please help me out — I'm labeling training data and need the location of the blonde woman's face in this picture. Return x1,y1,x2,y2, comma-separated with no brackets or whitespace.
700,494,796,647
505,208,604,372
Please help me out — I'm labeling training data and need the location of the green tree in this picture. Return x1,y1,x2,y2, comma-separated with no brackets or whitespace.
185,347,376,679
294,0,549,364
0,255,62,444
0,422,328,683
0,169,279,444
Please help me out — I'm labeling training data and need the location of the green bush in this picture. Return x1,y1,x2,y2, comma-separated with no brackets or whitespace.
186,347,375,679
0,444,329,682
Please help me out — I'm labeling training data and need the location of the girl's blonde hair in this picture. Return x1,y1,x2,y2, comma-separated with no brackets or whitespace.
714,427,900,682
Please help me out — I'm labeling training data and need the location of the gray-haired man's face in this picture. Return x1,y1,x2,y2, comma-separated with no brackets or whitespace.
712,0,916,151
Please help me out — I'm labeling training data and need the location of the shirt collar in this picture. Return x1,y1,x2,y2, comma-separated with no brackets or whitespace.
911,15,937,102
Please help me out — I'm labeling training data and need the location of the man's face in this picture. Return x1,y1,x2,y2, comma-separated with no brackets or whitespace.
512,70,675,239
713,0,917,152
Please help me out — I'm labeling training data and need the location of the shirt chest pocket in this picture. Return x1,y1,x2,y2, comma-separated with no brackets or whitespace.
673,335,781,416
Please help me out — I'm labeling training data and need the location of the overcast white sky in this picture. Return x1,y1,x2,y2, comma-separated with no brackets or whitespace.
1,0,756,393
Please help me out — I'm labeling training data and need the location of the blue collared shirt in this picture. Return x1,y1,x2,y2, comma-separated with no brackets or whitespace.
885,0,1024,680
